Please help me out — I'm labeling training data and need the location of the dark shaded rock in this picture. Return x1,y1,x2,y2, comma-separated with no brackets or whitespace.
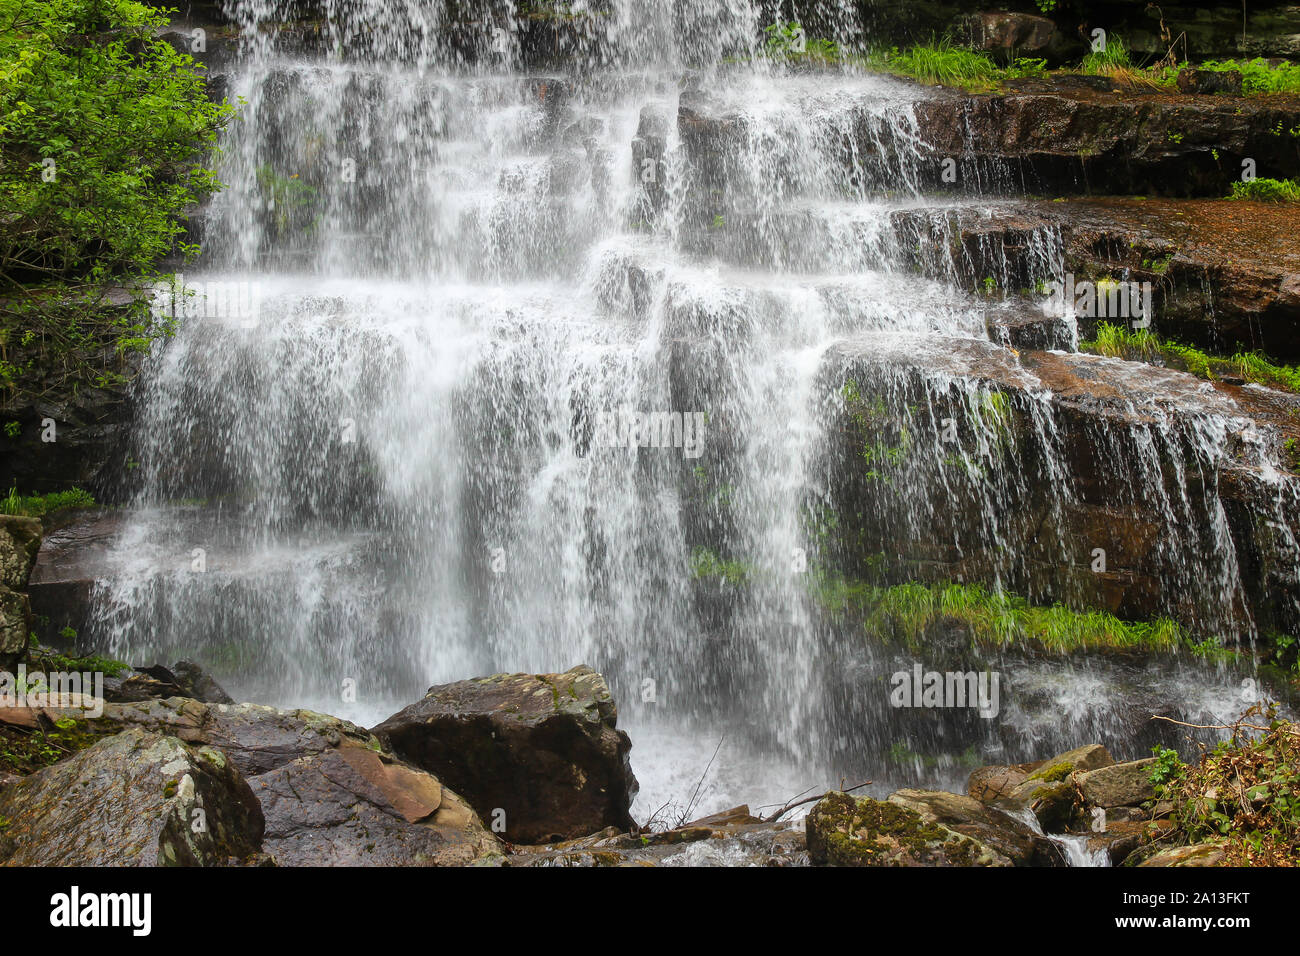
806,791,1012,866
374,664,638,844
888,787,1065,865
135,660,234,704
955,11,1063,58
1177,68,1243,96
911,86,1300,198
26,509,124,641
1002,778,1078,832
0,728,264,865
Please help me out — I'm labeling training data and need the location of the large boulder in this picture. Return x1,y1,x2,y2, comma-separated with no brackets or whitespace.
80,697,503,865
0,728,264,865
806,791,1012,866
955,12,1063,58
374,665,638,844
887,788,1065,866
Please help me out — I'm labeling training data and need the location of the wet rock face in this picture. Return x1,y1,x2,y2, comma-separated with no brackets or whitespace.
823,338,1300,640
806,791,1012,866
0,727,264,866
912,86,1300,198
861,0,1300,61
0,516,41,670
374,665,639,843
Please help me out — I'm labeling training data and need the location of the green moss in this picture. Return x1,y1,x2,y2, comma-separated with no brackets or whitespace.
811,575,1191,653
0,716,114,775
1029,762,1074,783
688,546,751,585
0,487,94,517
27,644,130,678
813,793,986,865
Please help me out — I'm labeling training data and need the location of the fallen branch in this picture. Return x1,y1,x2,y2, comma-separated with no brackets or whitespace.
760,779,872,823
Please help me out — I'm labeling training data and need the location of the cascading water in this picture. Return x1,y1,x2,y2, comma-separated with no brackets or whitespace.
82,0,1298,822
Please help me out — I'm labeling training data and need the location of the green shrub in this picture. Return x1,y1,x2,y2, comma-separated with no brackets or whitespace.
1152,707,1300,866
1229,178,1300,202
1199,58,1300,95
0,0,231,288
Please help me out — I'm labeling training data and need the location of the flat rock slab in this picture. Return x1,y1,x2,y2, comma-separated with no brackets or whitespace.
1138,843,1228,867
0,727,264,866
374,664,638,844
1077,758,1159,808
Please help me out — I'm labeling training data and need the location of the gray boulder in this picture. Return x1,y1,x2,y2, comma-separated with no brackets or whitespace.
0,728,264,865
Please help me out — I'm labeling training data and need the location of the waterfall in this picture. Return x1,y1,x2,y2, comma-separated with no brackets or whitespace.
83,0,1298,819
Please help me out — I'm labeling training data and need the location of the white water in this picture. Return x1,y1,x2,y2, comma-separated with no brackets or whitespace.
79,1,1299,823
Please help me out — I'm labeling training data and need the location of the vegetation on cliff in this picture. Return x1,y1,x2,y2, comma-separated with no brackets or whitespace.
0,0,230,424
1081,322,1300,394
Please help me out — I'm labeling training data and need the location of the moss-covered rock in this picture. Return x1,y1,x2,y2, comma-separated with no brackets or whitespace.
0,728,264,865
806,791,1011,866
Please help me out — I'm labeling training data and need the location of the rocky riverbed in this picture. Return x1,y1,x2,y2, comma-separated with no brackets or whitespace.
0,649,1230,867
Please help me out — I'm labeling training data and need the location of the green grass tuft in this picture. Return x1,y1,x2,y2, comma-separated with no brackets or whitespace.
812,576,1196,653
0,487,95,518
1081,322,1300,394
